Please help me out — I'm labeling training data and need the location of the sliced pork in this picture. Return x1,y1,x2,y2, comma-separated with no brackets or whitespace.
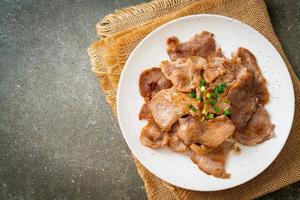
139,102,152,120
235,105,274,145
140,120,169,149
203,58,247,115
166,31,216,61
139,67,172,100
138,31,274,179
167,123,187,152
233,48,269,104
204,56,227,83
149,88,201,131
177,115,235,148
160,56,207,92
228,69,257,131
191,142,233,178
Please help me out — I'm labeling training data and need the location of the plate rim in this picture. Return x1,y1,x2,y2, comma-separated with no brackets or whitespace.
116,14,295,191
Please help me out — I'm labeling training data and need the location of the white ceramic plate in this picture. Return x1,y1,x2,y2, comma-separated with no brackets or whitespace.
117,14,294,191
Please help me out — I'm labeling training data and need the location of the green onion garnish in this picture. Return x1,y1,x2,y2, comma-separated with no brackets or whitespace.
212,92,218,99
214,83,227,94
199,79,206,87
205,99,211,104
189,105,198,112
213,88,219,95
214,107,220,113
196,95,202,101
207,113,214,119
200,86,206,92
206,92,211,99
224,109,231,116
224,99,229,103
211,99,217,105
188,92,196,98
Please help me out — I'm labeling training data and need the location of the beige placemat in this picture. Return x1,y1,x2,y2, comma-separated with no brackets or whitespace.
88,0,300,199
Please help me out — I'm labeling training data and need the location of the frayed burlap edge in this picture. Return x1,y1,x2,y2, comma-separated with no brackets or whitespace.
97,0,198,37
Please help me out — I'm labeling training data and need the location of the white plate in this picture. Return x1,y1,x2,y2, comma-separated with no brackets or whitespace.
117,15,294,191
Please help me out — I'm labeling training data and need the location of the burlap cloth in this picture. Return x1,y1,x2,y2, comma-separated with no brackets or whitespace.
88,0,300,199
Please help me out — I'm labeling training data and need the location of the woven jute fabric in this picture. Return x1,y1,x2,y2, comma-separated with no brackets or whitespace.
96,0,198,37
88,0,300,199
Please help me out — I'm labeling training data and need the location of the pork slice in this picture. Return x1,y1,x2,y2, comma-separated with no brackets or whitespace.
139,101,152,120
166,31,216,61
149,88,201,131
204,60,244,115
139,67,172,100
167,122,187,152
205,93,230,115
177,115,235,148
191,142,233,178
228,69,257,131
160,56,207,92
204,55,227,84
235,105,274,145
208,57,247,90
140,119,169,149
233,48,269,104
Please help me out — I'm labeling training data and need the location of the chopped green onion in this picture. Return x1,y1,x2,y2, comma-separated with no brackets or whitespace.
212,92,218,99
206,92,211,99
199,79,206,87
207,113,214,119
188,92,196,98
217,86,223,93
205,99,211,104
196,95,202,101
200,86,206,92
224,99,229,103
214,107,220,113
214,83,227,94
211,99,217,105
189,105,198,112
224,109,231,116
213,87,219,94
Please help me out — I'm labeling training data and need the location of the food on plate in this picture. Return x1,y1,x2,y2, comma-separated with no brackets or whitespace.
166,31,216,61
139,102,152,120
139,67,172,100
191,142,234,178
138,31,274,178
140,119,169,149
233,48,269,105
149,88,201,131
234,105,274,146
177,115,235,148
160,56,207,92
227,69,257,131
